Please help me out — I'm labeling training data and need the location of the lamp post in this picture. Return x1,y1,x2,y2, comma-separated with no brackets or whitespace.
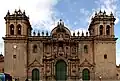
99,76,102,81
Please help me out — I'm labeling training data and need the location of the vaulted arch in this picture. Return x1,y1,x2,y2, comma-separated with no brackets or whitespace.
106,25,110,35
10,24,14,35
17,24,22,35
99,25,103,35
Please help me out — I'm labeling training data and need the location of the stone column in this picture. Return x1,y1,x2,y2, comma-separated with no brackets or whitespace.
6,20,9,36
14,20,17,35
103,22,106,36
67,60,72,81
111,23,114,37
51,60,55,81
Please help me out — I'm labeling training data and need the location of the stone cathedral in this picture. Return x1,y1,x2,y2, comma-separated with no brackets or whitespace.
3,9,119,81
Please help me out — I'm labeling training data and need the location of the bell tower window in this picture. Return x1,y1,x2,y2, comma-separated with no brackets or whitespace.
84,45,88,53
99,25,103,35
33,44,37,53
17,24,21,35
106,25,110,35
10,24,14,35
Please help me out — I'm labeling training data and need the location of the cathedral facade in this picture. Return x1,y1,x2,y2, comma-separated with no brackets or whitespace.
3,9,118,81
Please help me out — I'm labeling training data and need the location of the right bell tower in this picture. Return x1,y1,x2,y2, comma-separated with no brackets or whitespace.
88,10,118,80
88,10,116,37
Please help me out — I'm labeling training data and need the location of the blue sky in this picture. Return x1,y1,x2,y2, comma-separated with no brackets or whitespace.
0,0,119,65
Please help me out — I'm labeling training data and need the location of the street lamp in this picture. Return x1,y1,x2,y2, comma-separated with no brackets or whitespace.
99,76,102,81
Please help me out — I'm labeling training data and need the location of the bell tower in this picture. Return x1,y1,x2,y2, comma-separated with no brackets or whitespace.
88,10,116,38
3,9,32,80
88,10,118,80
4,9,32,37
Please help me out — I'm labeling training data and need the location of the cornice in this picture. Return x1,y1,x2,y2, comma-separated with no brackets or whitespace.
3,35,118,42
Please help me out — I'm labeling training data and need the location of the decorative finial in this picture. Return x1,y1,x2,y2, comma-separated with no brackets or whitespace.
110,12,113,16
14,9,17,14
82,31,84,36
59,19,62,25
42,31,44,36
73,32,75,36
46,31,48,36
38,31,40,36
23,10,26,15
33,31,36,36
77,31,80,36
7,10,10,15
100,10,102,13
86,32,88,36
60,19,62,22
18,8,22,14
103,10,106,15
95,11,97,16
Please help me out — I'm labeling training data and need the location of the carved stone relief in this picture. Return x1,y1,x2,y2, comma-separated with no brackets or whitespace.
46,63,51,76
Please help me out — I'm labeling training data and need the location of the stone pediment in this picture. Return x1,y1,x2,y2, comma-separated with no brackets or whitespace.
79,59,93,67
28,58,43,67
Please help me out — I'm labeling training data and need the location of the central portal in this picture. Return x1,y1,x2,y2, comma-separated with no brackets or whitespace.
55,60,67,81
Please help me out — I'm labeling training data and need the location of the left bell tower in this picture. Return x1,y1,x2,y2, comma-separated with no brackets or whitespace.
4,9,32,37
3,9,32,81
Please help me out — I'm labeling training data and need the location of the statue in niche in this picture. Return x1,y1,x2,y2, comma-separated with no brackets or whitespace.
58,46,64,56
72,46,76,53
59,47,63,52
71,46,76,57
46,64,50,72
53,46,57,57
53,46,57,52
60,34,63,38
58,34,63,40
72,64,76,72
66,46,70,56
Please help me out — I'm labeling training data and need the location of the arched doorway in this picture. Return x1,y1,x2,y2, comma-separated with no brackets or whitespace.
32,68,40,81
55,60,67,81
82,68,90,81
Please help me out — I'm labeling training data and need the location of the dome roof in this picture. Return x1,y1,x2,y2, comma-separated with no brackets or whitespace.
51,19,71,36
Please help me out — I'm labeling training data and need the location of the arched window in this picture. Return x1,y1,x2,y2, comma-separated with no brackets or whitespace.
104,54,107,59
32,68,40,81
10,24,14,35
82,68,90,80
17,24,21,35
33,45,37,53
84,45,88,53
100,25,103,35
106,25,110,35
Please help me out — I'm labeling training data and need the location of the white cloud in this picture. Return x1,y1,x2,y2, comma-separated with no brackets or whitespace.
0,0,60,54
94,0,119,24
79,8,90,17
